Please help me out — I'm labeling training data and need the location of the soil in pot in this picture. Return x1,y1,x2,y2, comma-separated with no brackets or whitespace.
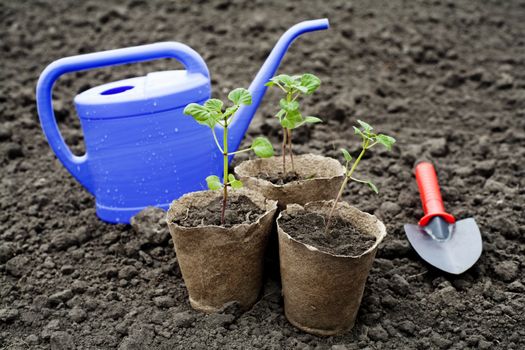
173,195,265,228
278,211,376,256
277,201,386,336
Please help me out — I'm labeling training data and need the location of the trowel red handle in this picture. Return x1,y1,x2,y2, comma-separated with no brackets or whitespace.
415,162,456,226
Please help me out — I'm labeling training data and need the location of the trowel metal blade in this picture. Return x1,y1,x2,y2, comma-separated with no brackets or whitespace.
404,218,482,275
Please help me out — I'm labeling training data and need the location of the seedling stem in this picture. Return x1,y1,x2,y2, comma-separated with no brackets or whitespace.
222,118,229,224
184,88,274,225
265,74,322,176
325,120,396,236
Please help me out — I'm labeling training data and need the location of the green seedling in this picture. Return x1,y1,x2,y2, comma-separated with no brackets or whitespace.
265,73,322,174
184,88,274,225
325,120,396,235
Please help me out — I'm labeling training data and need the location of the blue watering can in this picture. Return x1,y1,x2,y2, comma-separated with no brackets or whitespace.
36,19,329,224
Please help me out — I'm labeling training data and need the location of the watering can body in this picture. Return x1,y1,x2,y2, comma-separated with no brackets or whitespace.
36,19,329,223
75,71,221,222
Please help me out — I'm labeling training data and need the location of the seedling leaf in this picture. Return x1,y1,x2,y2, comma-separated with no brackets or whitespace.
304,116,322,124
281,118,295,129
184,103,218,128
251,137,274,158
206,175,222,191
228,174,243,189
228,88,252,105
341,148,352,162
271,74,294,87
295,85,309,94
367,181,378,194
357,120,373,132
279,99,299,112
184,103,210,121
376,134,396,151
204,99,223,113
287,109,303,123
281,109,303,129
205,114,222,128
353,126,366,137
231,180,243,189
224,105,239,119
300,73,321,94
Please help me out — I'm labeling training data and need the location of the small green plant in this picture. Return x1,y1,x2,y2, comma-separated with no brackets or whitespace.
265,73,322,174
184,88,274,225
325,120,396,235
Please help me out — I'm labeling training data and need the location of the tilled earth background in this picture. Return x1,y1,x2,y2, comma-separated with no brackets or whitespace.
1,0,524,349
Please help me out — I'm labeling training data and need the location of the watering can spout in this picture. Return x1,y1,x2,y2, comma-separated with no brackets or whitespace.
228,19,329,151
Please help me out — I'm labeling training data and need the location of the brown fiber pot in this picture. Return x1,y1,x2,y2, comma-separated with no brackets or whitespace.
234,154,345,209
277,201,387,336
166,188,277,313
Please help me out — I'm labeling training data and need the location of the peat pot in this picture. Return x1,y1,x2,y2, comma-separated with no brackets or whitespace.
277,201,386,336
166,188,277,312
235,154,345,209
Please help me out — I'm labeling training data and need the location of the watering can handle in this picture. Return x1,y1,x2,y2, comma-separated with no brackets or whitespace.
36,42,209,194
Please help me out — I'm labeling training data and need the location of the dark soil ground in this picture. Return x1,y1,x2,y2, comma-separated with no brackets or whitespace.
1,0,525,349
278,211,376,256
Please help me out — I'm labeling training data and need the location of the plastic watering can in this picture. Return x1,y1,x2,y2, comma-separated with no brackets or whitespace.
36,19,329,224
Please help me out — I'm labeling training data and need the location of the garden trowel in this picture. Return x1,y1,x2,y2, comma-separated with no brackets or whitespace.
404,162,482,274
